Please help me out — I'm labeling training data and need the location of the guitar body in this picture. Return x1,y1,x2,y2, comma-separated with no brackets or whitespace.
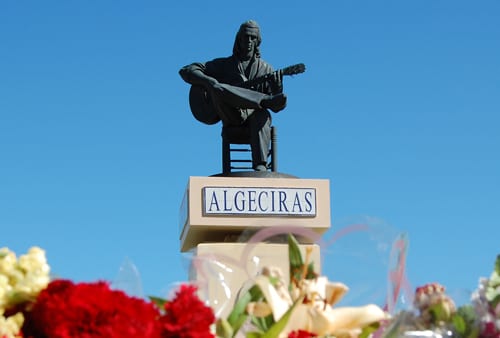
189,85,221,125
187,63,305,125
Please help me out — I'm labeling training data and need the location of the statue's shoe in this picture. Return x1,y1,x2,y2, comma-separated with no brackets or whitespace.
254,164,268,172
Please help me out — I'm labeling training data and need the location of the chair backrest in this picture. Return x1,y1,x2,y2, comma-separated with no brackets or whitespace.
221,126,276,174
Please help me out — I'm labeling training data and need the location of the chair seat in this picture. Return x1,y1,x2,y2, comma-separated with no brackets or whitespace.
221,125,251,144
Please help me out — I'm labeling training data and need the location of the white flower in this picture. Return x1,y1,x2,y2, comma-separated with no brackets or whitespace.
247,269,388,338
0,312,24,338
18,247,50,275
284,303,387,337
0,246,50,309
0,275,12,308
0,248,17,275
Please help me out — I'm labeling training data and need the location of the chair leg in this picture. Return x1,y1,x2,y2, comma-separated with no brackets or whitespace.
222,138,230,173
271,126,277,172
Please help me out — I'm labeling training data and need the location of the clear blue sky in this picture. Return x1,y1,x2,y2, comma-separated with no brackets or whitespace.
1,1,499,307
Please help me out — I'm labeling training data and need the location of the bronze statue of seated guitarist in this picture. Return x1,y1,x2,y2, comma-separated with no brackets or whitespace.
179,20,304,172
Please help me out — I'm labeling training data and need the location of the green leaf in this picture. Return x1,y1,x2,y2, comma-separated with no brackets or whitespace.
246,332,263,338
305,262,317,280
251,314,275,332
148,295,167,310
485,287,500,308
216,318,234,338
232,313,250,336
260,297,303,338
453,305,480,338
288,234,304,274
227,285,263,333
429,303,446,322
359,322,380,338
495,254,500,275
287,234,317,282
452,314,466,334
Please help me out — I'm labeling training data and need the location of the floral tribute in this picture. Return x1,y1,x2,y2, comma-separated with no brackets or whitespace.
215,234,388,338
384,255,500,338
0,247,215,338
471,257,500,338
21,280,161,337
1,242,499,338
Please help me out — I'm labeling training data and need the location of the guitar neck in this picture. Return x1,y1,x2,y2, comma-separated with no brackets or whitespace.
238,70,281,89
238,63,305,90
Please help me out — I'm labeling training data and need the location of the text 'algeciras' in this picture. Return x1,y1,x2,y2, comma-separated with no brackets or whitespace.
202,187,316,216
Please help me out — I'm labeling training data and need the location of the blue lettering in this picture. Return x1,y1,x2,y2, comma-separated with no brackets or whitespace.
292,193,302,212
223,190,232,211
248,190,257,212
304,192,313,212
258,191,268,212
234,190,245,211
279,191,288,212
208,191,220,212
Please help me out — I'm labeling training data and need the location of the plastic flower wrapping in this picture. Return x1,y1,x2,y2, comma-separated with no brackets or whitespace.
212,233,389,338
1,225,500,338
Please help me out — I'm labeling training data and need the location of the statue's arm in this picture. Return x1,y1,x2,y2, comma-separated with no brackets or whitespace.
179,63,219,88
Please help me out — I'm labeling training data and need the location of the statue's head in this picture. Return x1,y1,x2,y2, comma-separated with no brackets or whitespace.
233,20,262,60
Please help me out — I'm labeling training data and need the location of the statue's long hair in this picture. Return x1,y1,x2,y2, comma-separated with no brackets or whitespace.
232,20,262,59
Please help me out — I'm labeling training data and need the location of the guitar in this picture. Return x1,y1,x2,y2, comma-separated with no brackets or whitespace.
189,63,306,125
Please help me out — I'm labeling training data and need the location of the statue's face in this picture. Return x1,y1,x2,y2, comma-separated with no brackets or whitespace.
238,27,259,60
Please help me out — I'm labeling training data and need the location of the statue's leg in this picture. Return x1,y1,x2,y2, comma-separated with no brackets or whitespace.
217,83,266,109
208,84,264,125
209,83,285,125
247,110,271,171
218,83,287,113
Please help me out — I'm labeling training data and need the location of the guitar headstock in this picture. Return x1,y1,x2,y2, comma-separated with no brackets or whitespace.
282,63,306,76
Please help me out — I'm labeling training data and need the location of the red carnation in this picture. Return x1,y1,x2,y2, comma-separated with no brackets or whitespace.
158,284,215,338
288,330,317,338
22,279,161,338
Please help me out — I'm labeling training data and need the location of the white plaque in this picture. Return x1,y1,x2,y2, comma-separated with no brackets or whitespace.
202,187,316,216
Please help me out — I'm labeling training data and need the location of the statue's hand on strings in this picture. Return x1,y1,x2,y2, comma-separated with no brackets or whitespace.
269,69,284,95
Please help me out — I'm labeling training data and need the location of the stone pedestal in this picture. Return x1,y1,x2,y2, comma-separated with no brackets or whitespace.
192,242,321,318
179,175,331,317
179,176,331,251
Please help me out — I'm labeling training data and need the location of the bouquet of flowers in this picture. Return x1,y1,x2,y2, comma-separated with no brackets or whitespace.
471,256,500,337
382,255,500,338
215,234,388,338
0,247,215,338
1,240,499,338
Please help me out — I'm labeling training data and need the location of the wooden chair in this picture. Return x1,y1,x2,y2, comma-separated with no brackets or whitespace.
222,125,277,174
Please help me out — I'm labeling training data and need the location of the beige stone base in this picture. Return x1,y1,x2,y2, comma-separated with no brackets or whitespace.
179,176,331,251
190,242,321,319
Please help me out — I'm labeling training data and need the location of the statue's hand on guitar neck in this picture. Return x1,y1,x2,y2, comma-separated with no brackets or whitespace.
269,69,284,95
239,63,305,94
